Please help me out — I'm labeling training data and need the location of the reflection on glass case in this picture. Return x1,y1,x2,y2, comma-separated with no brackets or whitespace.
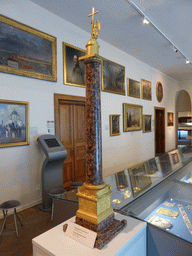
129,163,152,197
115,170,129,191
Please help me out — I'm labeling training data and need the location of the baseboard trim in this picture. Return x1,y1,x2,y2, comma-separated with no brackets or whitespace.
0,200,42,219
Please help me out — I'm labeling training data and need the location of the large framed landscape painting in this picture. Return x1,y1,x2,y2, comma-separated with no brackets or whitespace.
0,100,29,148
102,60,125,95
63,42,86,87
123,103,143,132
0,15,57,81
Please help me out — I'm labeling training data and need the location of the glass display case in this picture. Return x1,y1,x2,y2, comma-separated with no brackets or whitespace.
103,147,192,255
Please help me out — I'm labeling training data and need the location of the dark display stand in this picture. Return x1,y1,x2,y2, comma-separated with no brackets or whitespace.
37,134,67,211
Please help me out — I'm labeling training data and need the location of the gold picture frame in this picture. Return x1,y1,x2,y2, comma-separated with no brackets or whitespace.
0,99,29,148
143,115,152,133
110,115,120,136
127,78,140,98
141,79,152,100
167,112,174,126
0,15,57,81
129,163,152,197
63,42,86,87
156,81,163,102
115,170,129,191
123,103,143,132
102,59,125,95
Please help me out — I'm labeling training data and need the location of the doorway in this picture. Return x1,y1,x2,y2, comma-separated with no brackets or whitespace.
154,107,165,156
54,94,86,188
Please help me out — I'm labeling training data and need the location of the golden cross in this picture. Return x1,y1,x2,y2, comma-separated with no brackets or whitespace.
88,7,98,23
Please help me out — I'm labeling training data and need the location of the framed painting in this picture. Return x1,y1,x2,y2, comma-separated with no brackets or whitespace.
128,163,152,197
63,42,86,87
167,112,174,126
123,103,143,132
159,153,172,177
146,158,159,175
143,115,152,133
102,59,125,95
141,79,152,100
168,149,182,170
156,81,163,102
115,170,129,191
127,78,140,98
0,15,57,81
0,100,29,148
110,114,120,136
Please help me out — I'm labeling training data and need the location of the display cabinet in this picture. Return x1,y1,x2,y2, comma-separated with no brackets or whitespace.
104,147,192,255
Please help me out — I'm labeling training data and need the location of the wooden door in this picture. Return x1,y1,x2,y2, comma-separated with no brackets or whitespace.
54,94,86,188
155,107,165,156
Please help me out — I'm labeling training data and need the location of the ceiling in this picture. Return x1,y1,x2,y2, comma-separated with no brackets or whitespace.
29,0,192,82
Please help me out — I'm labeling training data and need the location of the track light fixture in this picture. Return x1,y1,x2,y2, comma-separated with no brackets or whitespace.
143,18,149,25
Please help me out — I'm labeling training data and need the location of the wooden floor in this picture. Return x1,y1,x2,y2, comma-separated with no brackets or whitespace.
0,205,55,256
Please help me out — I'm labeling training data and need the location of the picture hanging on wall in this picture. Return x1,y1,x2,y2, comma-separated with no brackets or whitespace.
0,100,29,148
156,81,163,102
143,115,152,133
102,59,125,95
141,79,152,100
127,78,140,98
109,114,121,136
0,15,57,81
167,112,174,126
63,42,86,87
123,103,143,132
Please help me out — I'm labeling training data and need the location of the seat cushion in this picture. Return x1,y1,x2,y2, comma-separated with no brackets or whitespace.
0,200,21,210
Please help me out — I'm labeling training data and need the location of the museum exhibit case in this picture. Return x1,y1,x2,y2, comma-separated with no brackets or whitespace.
103,148,192,255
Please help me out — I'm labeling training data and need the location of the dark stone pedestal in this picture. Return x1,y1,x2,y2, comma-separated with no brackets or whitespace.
76,213,127,249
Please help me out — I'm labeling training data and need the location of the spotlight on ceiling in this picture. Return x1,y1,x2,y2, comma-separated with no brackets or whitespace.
173,46,179,53
186,60,190,64
143,18,149,25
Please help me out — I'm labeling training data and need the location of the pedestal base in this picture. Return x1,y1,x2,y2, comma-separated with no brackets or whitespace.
76,214,127,249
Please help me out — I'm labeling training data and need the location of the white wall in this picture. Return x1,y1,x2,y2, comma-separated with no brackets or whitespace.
0,0,180,211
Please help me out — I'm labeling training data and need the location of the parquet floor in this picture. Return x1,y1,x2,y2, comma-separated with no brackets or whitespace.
0,205,55,256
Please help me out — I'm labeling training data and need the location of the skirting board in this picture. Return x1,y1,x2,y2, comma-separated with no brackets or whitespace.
0,200,42,219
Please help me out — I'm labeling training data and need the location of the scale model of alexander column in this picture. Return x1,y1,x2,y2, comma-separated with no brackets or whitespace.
76,8,127,249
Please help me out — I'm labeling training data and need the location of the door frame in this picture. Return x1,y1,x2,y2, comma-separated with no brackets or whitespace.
54,93,86,137
154,107,165,156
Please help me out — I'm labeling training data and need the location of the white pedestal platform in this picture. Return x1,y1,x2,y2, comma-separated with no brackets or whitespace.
32,213,146,256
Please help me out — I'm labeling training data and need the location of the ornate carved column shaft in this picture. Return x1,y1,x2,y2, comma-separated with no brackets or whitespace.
85,60,103,185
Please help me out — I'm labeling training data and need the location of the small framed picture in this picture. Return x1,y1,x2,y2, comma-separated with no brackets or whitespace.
143,115,152,133
110,115,120,136
129,163,152,197
123,103,143,132
102,59,125,95
0,100,29,148
63,42,86,87
167,112,174,126
115,170,129,191
156,82,163,102
141,79,152,100
127,78,140,98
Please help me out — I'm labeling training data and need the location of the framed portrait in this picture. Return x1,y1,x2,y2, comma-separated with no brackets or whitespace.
102,60,125,95
159,153,172,177
0,15,57,81
110,114,120,136
146,158,159,175
127,78,140,98
143,115,152,133
123,103,143,132
63,42,86,87
168,149,182,170
156,81,163,102
0,100,29,148
115,170,129,191
128,163,152,197
167,112,174,126
141,79,152,100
